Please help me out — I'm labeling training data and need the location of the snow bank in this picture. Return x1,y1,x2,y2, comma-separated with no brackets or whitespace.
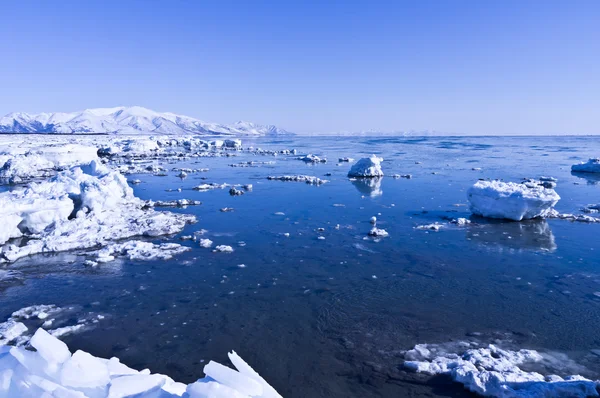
404,342,599,397
468,180,560,221
348,155,384,178
572,158,600,173
0,161,196,263
0,328,281,397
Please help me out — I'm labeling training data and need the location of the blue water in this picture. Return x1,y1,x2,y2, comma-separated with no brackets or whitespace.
1,135,600,397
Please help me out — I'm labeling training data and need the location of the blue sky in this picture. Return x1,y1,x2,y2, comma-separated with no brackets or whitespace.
0,0,598,135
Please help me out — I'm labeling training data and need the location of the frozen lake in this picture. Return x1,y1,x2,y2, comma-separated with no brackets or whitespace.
1,135,600,397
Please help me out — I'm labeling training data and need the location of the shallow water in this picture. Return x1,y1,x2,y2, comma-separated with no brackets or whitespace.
2,135,600,397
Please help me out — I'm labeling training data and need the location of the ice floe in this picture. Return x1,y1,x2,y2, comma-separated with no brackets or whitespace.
0,328,281,397
468,180,560,221
1,305,105,347
368,227,389,237
146,199,202,208
298,154,326,163
572,158,600,173
348,155,384,178
404,341,599,397
267,175,329,185
213,245,234,253
0,161,196,263
92,241,190,263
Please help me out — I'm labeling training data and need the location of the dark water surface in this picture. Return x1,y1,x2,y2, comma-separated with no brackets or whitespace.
2,136,600,397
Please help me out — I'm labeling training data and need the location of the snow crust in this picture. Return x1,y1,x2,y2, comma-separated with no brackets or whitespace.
468,180,560,221
0,328,281,397
347,155,384,178
404,342,599,397
572,158,600,173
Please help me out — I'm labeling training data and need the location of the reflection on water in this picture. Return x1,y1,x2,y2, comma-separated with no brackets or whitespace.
466,219,556,252
351,177,382,197
571,171,600,185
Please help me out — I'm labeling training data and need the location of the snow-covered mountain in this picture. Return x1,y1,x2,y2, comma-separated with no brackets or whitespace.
0,106,292,136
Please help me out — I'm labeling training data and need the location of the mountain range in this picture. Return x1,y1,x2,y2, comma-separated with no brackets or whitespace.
0,106,292,136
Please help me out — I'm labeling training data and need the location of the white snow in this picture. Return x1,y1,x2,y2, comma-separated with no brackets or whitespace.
0,106,291,136
0,328,281,397
572,158,600,173
0,161,196,263
404,341,599,397
467,180,560,221
347,155,384,178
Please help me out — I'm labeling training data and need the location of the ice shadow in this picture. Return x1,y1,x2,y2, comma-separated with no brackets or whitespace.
571,171,600,185
466,218,556,252
351,177,383,197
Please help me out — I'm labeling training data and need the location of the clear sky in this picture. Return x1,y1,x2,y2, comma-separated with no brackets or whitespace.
0,0,598,135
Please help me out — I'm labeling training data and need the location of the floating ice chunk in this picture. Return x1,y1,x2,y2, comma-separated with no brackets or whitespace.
199,239,213,248
370,216,377,225
338,157,354,162
148,199,202,207
546,209,600,223
193,183,229,191
229,187,245,196
213,245,233,253
582,204,600,214
392,174,412,179
467,180,560,221
404,342,599,397
93,241,190,262
415,223,444,231
298,154,326,163
348,155,384,178
12,304,60,320
572,158,600,173
450,218,471,226
368,227,389,237
267,175,329,185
